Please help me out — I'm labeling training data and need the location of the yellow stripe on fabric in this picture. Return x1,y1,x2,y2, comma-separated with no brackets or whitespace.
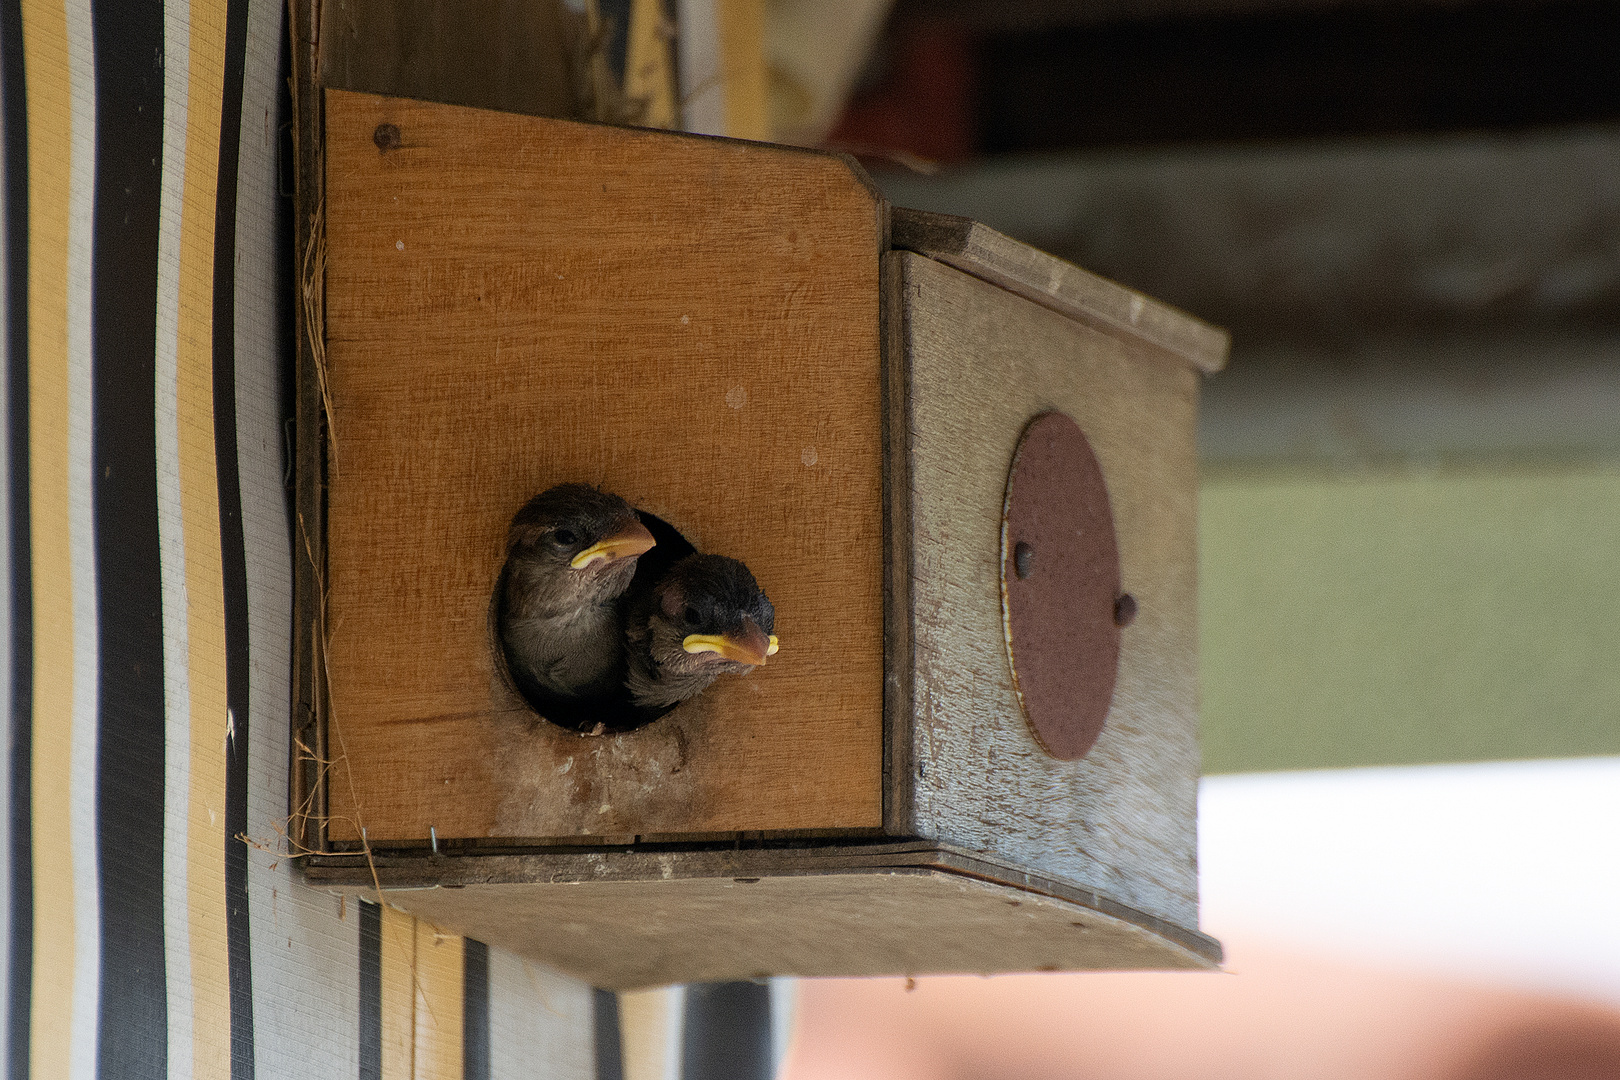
20,2,78,1078
378,907,466,1080
620,987,685,1080
412,920,465,1080
717,0,767,139
380,905,418,1080
176,3,232,1077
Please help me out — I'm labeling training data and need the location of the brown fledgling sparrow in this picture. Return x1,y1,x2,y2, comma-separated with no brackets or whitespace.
496,483,656,709
624,553,778,711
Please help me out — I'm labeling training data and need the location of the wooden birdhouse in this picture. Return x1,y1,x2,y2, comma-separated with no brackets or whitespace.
300,89,1229,988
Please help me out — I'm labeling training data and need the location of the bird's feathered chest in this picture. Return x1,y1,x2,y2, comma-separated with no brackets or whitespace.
499,561,633,700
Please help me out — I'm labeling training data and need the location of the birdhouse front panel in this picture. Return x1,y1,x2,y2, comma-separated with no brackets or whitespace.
890,249,1203,928
321,90,887,842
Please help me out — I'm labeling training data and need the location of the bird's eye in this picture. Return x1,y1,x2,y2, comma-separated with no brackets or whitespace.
552,527,578,547
681,606,700,626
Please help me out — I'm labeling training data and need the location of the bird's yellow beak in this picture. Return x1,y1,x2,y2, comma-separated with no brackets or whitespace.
570,518,656,570
683,618,774,667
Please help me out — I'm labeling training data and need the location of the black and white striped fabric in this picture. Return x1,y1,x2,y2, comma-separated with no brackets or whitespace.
2,1,791,1077
0,4,793,1075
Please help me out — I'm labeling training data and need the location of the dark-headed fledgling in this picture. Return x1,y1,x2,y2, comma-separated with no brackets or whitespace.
496,483,656,706
624,554,779,710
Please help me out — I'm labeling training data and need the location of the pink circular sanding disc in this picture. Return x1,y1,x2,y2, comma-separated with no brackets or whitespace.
1000,411,1124,761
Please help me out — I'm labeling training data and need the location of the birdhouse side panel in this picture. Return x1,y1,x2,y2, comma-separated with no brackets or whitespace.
896,251,1201,929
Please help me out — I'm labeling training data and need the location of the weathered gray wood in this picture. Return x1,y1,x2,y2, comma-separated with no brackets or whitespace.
892,206,1229,374
305,842,1219,988
289,0,330,853
895,249,1203,928
880,253,916,836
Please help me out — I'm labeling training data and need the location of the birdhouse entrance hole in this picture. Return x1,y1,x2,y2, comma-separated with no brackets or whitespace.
493,511,697,735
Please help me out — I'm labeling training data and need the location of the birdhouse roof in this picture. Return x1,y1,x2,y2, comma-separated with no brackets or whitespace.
891,207,1230,374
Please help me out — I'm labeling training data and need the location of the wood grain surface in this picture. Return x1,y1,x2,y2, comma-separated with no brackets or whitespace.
894,250,1203,928
290,0,329,852
306,843,1220,987
891,207,1230,374
322,89,885,841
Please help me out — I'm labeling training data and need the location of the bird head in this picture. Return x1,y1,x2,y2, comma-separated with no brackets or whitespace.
504,483,656,605
642,554,778,680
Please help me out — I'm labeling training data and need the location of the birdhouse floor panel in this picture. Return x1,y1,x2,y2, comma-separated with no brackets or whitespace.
305,842,1220,988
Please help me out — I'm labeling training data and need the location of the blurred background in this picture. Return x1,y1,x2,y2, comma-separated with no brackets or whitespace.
776,0,1620,1075
325,1,1620,1072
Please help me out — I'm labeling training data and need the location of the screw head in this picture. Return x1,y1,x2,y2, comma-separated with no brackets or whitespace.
1013,540,1035,579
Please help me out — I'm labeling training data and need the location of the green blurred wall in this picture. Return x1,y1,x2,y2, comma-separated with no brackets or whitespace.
1198,463,1620,773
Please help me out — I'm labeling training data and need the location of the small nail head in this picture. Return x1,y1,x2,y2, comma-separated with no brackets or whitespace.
374,123,401,152
1114,592,1138,627
1013,541,1035,579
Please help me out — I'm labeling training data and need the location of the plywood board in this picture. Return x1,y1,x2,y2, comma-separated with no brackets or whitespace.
322,89,885,841
306,844,1220,988
895,250,1203,928
891,207,1229,374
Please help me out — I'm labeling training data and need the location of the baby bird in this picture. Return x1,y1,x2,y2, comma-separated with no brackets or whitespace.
624,553,779,710
496,484,656,709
